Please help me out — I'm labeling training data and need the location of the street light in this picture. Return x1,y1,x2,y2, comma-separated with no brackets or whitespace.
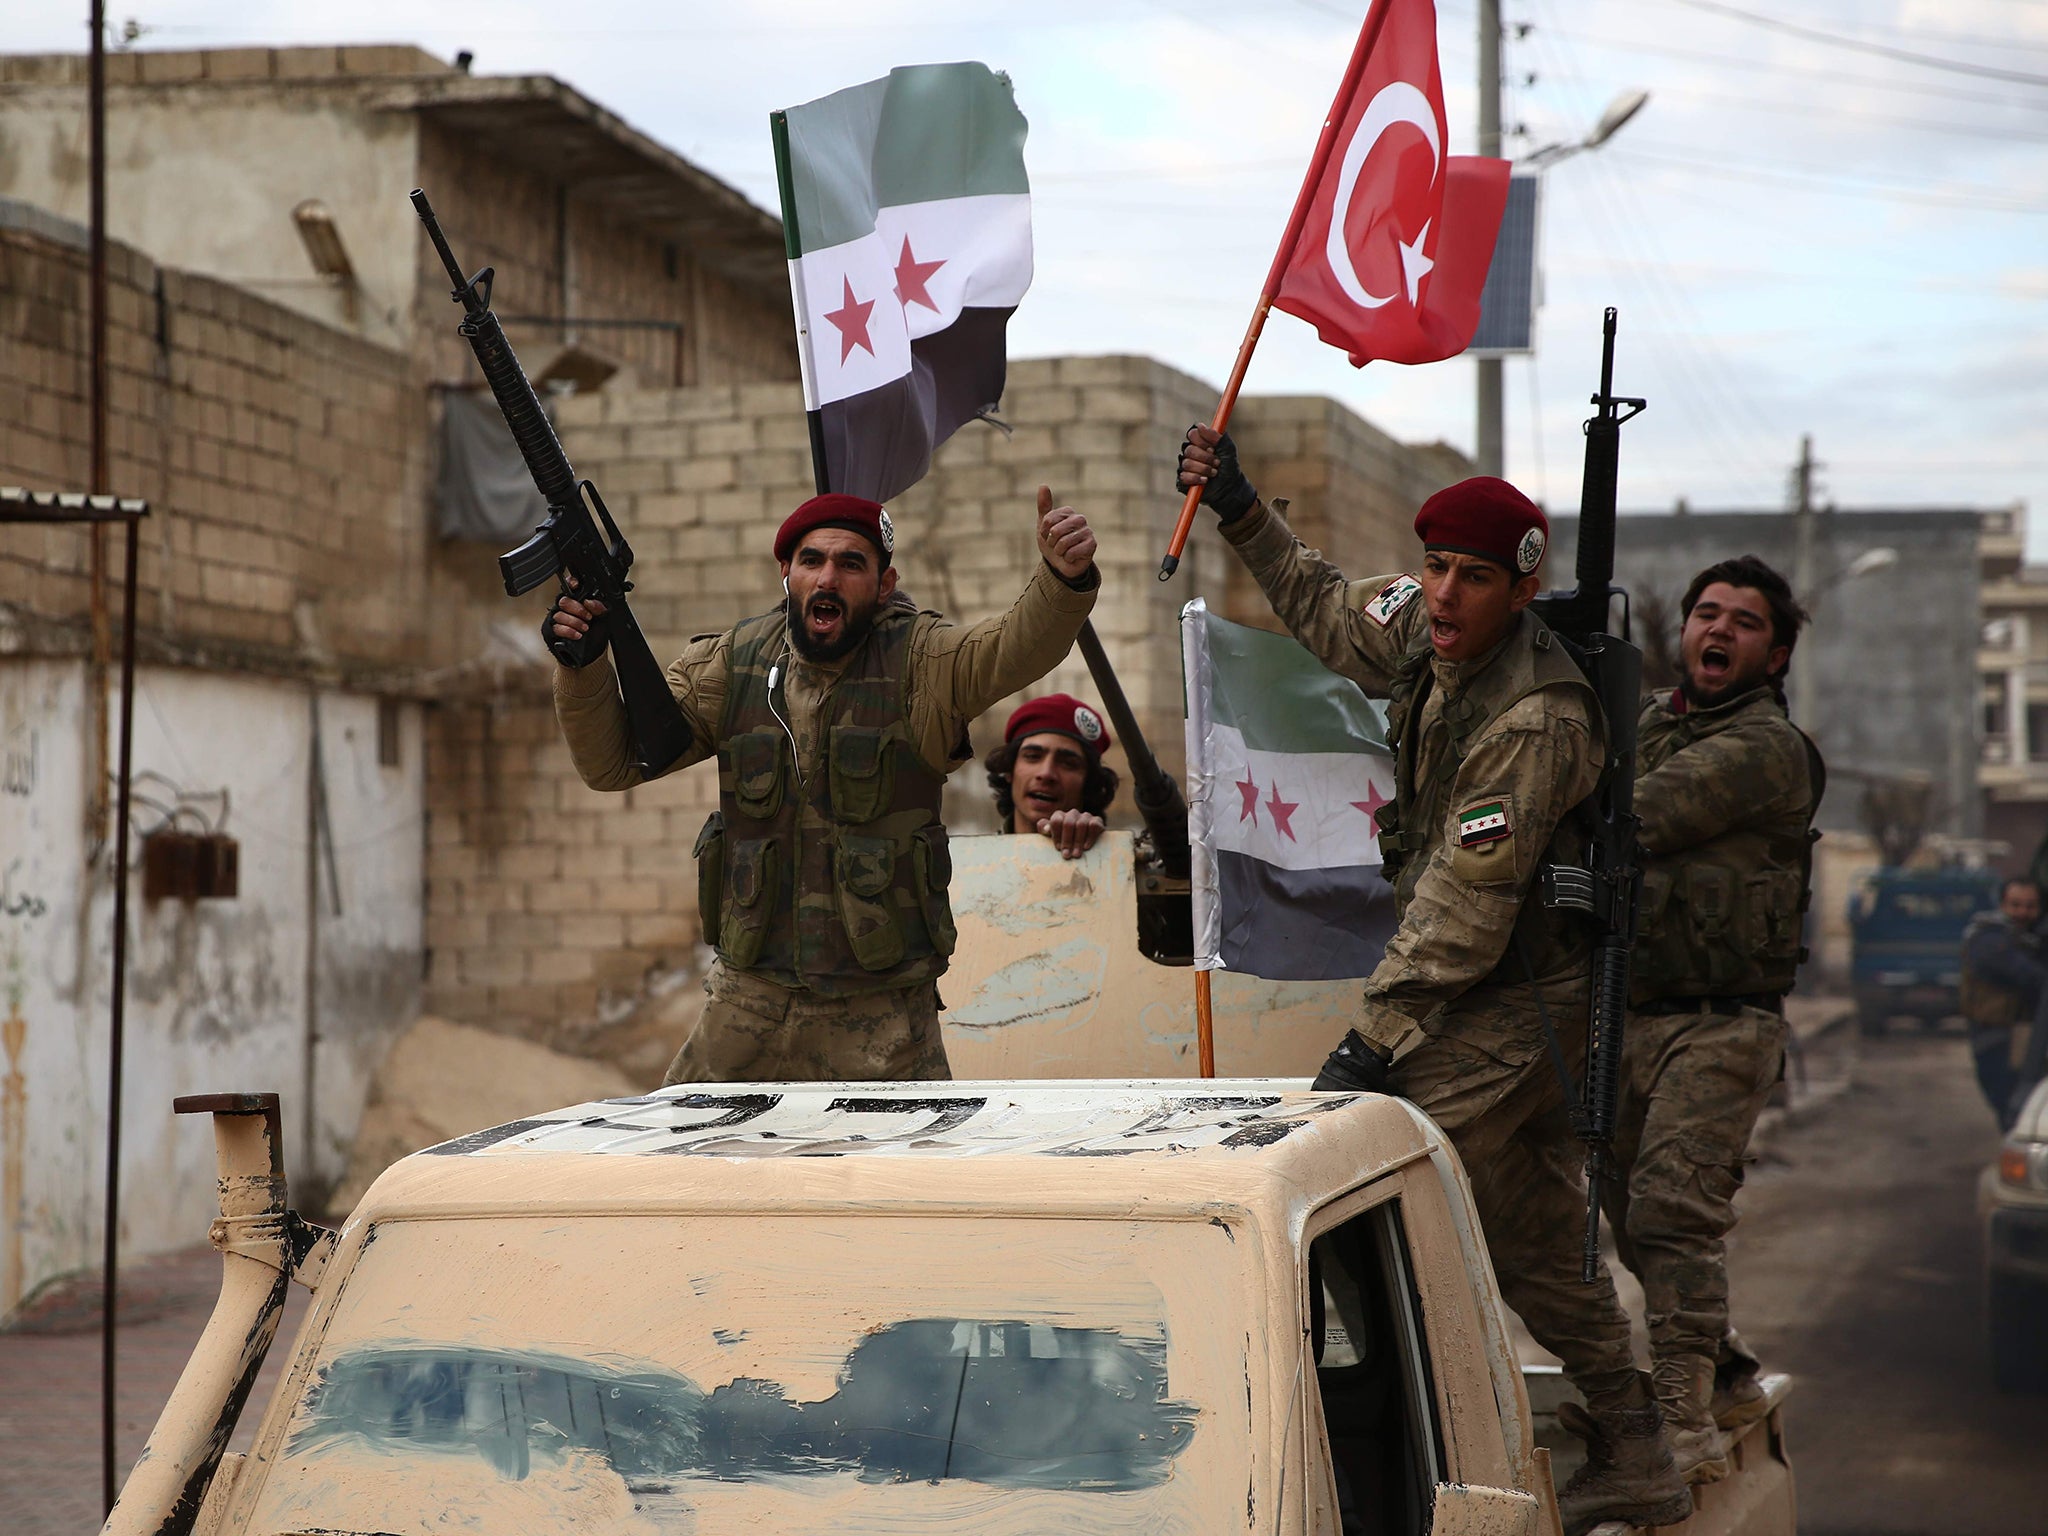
1475,89,1649,478
1521,90,1651,170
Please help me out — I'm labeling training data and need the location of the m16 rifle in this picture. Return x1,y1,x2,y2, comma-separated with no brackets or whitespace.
411,189,692,778
1531,307,1646,1282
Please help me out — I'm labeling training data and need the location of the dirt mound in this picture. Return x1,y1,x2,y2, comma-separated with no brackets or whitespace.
329,1015,635,1218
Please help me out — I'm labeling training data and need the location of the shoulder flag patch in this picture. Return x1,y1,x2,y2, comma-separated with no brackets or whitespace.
1363,575,1421,628
1457,800,1511,847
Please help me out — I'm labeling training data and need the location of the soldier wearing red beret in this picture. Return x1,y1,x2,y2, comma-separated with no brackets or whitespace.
1179,426,1691,1533
985,693,1121,859
550,484,1099,1085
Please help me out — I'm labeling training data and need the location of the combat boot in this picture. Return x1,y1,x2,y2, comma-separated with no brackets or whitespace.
1711,1329,1770,1430
1555,1373,1693,1535
1654,1353,1731,1485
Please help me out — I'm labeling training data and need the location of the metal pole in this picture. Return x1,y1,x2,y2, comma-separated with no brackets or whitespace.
1790,434,1816,726
87,0,126,1515
101,517,139,1517
1476,0,1504,478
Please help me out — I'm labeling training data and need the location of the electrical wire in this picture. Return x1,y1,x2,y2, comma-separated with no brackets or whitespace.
1655,0,2048,88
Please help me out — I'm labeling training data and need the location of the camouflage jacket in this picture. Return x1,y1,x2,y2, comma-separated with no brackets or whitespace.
1220,500,1604,1051
1960,911,2044,1031
1632,684,1821,1002
555,560,1098,991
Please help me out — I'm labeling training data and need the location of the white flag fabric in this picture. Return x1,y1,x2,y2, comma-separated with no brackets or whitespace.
1182,599,1399,980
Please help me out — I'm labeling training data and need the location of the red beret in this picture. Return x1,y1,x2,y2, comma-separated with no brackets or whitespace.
1413,476,1549,576
1004,693,1112,760
774,493,896,566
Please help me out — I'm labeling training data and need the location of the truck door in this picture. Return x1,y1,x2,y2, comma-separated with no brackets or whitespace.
1302,1195,1444,1536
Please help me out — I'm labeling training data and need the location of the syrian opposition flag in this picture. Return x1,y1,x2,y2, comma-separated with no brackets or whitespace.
1182,600,1398,981
1270,0,1511,366
772,63,1032,502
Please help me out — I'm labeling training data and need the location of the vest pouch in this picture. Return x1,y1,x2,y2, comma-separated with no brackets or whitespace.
693,812,724,949
828,724,896,825
834,834,907,971
730,730,787,821
1637,866,1674,941
912,825,958,957
720,837,780,969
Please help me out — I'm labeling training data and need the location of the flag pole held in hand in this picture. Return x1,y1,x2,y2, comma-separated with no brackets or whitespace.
1158,3,1392,582
1159,0,1511,579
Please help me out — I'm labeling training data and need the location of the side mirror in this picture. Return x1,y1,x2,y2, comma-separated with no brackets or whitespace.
1429,1481,1540,1536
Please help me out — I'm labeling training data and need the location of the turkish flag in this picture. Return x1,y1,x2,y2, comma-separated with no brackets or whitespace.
1270,0,1511,367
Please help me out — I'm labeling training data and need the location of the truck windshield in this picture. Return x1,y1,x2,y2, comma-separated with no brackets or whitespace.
233,1213,1253,1535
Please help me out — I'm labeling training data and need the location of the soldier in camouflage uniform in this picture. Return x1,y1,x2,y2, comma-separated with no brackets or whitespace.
550,487,1099,1083
1180,426,1691,1535
1602,554,1822,1485
1959,877,2044,1129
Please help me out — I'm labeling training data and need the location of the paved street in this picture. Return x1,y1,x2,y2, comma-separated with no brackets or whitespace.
1732,1024,2048,1535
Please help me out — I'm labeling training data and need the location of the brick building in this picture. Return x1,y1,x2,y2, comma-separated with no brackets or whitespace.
0,45,1464,1316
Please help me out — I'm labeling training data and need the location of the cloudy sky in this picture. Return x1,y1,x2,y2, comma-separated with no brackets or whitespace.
8,0,2047,546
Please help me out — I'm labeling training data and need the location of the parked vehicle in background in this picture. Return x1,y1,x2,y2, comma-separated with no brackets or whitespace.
1847,867,1997,1035
1983,1074,2048,1392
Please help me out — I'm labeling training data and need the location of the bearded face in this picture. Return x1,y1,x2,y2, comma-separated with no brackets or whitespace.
781,528,894,662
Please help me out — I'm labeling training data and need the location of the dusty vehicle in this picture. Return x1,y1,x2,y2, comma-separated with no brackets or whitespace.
115,1079,1794,1535
1982,1074,2048,1392
1846,867,1995,1036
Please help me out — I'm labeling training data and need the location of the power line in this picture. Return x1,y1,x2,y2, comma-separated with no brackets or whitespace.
1657,0,2048,88
1605,144,2048,215
1542,23,2048,113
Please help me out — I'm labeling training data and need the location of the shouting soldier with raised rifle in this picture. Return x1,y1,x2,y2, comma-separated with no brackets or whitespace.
1179,309,1686,1534
411,190,692,780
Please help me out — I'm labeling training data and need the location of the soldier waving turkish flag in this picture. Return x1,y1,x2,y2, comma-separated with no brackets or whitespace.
1273,0,1510,366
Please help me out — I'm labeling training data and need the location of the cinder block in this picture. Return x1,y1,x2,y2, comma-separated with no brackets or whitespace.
201,48,274,80
272,46,343,79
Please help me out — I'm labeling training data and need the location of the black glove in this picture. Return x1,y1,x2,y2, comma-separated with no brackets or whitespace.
1312,1030,1393,1093
542,590,611,669
1180,425,1258,524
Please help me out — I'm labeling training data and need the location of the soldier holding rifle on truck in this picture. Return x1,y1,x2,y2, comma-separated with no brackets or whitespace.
550,489,1101,1085
1177,432,1692,1530
1609,556,1822,1484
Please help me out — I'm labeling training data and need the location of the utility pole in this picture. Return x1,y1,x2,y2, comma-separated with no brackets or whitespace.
1790,433,1818,726
1476,0,1503,477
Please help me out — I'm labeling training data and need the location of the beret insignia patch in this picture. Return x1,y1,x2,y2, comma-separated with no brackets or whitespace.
1364,574,1422,628
1516,526,1545,574
877,507,896,556
1457,800,1512,848
1073,705,1104,742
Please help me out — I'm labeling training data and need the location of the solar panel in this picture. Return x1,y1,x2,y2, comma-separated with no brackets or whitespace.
1469,175,1541,356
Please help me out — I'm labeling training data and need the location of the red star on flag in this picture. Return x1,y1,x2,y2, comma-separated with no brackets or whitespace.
1351,782,1392,832
1237,771,1260,825
824,275,876,362
1266,783,1300,841
892,236,945,312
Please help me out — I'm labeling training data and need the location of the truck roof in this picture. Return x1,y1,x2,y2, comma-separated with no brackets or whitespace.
351,1079,1447,1225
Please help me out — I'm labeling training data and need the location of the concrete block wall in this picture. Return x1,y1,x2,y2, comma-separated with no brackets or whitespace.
0,218,426,670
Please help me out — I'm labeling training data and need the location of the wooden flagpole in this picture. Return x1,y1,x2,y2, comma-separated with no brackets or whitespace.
1158,0,1398,581
1196,970,1217,1078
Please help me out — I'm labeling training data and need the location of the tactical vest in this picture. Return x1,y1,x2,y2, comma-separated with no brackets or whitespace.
1960,916,2030,1030
1374,612,1601,987
1630,686,1823,1003
693,599,957,998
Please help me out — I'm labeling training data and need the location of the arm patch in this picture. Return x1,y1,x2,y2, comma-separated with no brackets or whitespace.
1363,575,1421,628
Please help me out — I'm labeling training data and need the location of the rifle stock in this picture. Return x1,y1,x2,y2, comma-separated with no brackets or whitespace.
1074,621,1190,880
411,189,691,779
1532,307,1646,1283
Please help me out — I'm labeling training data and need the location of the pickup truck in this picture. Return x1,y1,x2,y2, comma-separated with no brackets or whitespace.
112,1074,1795,1536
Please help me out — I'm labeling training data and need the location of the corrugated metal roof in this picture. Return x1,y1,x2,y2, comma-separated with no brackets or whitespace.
420,1079,1371,1163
